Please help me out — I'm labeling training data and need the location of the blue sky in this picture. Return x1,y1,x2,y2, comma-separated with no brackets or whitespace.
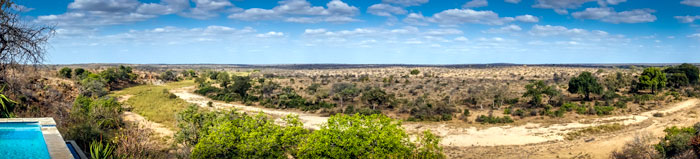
13,0,700,64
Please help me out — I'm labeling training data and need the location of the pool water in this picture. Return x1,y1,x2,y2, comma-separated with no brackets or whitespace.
0,122,50,159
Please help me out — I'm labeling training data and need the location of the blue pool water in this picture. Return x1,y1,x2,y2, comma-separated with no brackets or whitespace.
0,122,50,159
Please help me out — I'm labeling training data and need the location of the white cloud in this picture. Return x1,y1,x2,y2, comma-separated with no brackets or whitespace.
571,7,656,23
515,14,539,22
403,13,429,26
228,0,359,23
68,0,140,12
179,0,234,19
681,0,700,7
532,0,595,14
382,0,429,6
367,4,407,16
425,28,463,36
690,33,700,39
463,0,488,8
256,31,285,38
428,9,515,25
675,15,700,23
504,0,521,4
454,36,469,41
483,24,522,33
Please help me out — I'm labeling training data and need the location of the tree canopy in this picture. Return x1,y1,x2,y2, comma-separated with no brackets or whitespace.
523,80,559,107
638,67,666,94
568,71,603,100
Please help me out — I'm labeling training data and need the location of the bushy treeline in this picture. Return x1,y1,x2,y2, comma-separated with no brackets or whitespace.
175,105,446,158
58,65,137,91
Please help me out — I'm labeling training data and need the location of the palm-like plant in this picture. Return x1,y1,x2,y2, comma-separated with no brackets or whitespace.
0,86,17,118
90,140,115,159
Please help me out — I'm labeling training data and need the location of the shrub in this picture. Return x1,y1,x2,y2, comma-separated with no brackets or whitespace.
58,67,72,78
297,114,445,158
410,69,420,75
655,126,697,158
594,106,615,115
475,115,514,124
611,134,660,159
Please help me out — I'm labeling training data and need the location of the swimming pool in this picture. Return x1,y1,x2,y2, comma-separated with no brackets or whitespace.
0,122,51,159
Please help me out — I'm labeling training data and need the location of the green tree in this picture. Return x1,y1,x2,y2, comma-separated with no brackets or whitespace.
297,114,445,159
216,72,230,88
231,76,251,99
523,80,559,107
361,87,389,110
664,63,699,84
191,113,308,159
666,73,689,88
638,67,666,94
331,83,359,108
160,70,178,81
79,74,109,98
261,81,280,98
59,67,72,78
74,68,86,78
568,71,603,100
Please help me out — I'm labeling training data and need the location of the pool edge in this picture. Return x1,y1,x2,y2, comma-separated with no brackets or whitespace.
0,118,74,159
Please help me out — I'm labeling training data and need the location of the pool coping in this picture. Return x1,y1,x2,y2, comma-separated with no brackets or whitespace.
0,118,74,159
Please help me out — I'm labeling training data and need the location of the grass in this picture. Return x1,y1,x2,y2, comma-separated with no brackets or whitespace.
111,80,196,129
565,123,624,140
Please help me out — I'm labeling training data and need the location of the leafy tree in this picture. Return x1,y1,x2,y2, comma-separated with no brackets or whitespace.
306,83,321,94
160,70,178,81
410,69,420,75
74,68,86,78
231,76,251,99
191,113,308,159
667,73,689,88
261,81,280,98
522,80,559,107
297,114,445,158
331,83,359,108
99,65,136,90
58,67,72,78
361,87,389,110
568,71,603,100
65,96,122,150
216,72,230,88
638,67,666,94
665,63,699,84
79,74,108,98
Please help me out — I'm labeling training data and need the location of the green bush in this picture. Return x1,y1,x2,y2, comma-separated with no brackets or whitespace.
58,67,72,78
594,106,615,115
297,114,445,158
655,126,697,158
475,115,514,124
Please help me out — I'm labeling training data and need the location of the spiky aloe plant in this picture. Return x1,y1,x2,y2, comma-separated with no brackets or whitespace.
0,86,17,118
90,140,115,159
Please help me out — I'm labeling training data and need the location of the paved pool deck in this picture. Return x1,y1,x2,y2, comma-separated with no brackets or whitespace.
0,118,73,159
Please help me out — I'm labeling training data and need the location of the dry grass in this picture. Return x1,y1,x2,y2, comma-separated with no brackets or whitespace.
565,123,624,140
111,80,196,129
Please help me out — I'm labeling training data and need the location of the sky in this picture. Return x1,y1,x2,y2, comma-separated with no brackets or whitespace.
12,0,700,64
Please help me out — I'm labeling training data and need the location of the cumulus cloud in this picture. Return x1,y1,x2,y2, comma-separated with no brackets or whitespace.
228,0,359,23
504,0,521,4
515,14,539,22
482,25,522,33
681,0,700,6
463,0,488,8
532,0,626,14
402,13,429,25
256,31,285,38
367,4,407,16
381,0,429,6
571,7,656,23
675,15,700,23
11,4,34,12
690,33,700,39
179,0,235,19
427,9,515,25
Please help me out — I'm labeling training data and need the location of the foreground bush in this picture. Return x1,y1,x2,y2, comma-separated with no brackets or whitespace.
611,133,659,159
297,114,445,159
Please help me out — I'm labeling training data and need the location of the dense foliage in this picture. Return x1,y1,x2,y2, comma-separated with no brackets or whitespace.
297,114,444,159
58,67,72,78
638,67,667,94
523,80,559,107
654,124,700,158
568,71,603,100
